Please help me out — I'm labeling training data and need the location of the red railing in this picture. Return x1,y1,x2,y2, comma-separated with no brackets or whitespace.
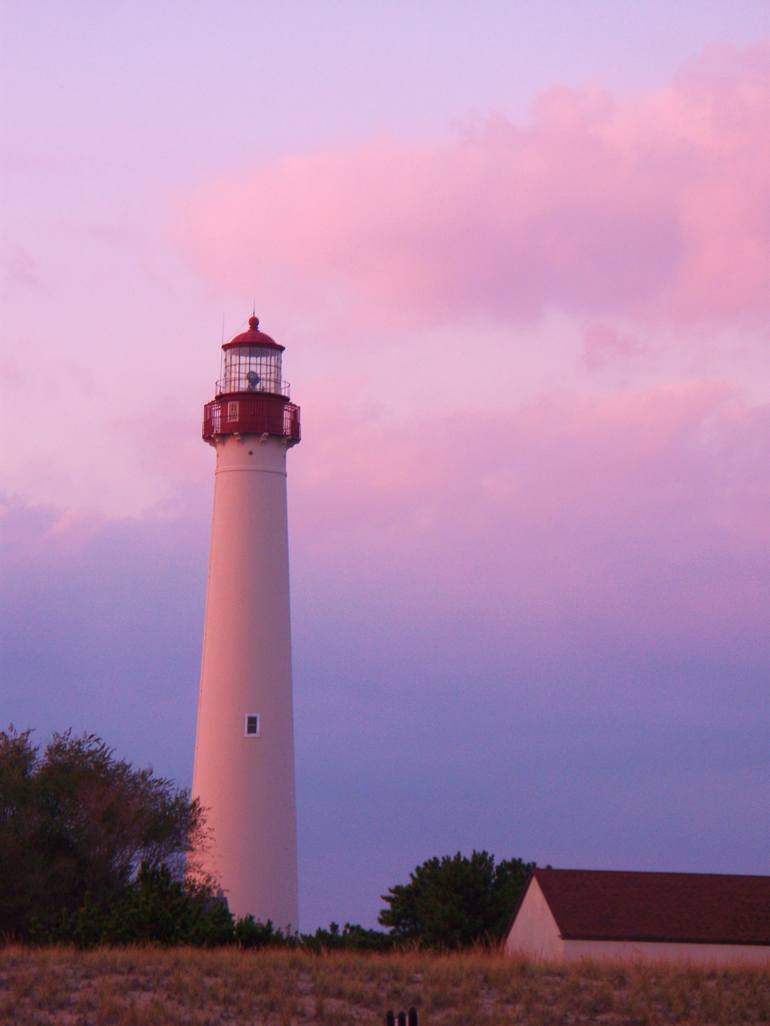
202,397,300,446
283,402,301,444
215,377,290,398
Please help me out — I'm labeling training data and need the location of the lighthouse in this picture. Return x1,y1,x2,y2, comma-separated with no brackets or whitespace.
192,315,301,929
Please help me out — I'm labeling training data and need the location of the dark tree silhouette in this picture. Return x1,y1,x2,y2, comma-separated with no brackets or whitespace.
379,850,536,949
0,726,205,940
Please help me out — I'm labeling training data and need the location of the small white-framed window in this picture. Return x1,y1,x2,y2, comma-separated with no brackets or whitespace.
227,400,240,421
244,713,260,737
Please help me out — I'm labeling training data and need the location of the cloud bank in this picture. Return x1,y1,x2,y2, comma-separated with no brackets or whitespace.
181,44,770,330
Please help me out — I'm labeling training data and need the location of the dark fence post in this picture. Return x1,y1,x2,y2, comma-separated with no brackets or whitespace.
386,1008,418,1026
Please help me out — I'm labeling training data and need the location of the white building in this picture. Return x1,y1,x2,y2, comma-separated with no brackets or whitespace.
192,316,301,929
505,868,770,964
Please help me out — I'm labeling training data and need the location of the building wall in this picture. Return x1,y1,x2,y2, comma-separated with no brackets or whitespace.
193,433,298,929
504,878,564,961
562,938,770,965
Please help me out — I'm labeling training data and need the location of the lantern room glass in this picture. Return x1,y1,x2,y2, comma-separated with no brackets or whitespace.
219,346,285,396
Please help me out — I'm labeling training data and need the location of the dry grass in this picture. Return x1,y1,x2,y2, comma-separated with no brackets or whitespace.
0,945,768,1025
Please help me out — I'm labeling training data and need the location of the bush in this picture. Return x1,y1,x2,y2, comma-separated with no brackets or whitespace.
42,865,235,947
301,921,393,953
379,850,536,949
234,915,291,949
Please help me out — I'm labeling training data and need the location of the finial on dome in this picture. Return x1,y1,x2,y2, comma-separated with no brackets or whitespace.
249,315,260,330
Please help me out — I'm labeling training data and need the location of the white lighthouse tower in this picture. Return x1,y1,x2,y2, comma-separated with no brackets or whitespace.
193,315,301,929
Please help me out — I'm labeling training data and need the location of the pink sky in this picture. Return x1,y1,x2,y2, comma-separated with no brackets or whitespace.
1,3,769,928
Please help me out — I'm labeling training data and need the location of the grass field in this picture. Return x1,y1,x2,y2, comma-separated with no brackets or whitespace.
0,946,768,1026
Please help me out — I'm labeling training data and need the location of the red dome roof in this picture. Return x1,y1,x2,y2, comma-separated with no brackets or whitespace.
223,316,284,351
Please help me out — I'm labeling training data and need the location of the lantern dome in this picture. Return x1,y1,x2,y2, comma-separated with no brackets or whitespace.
223,316,284,351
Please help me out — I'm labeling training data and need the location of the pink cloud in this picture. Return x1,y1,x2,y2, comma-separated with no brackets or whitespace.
1,245,43,294
180,43,770,330
582,322,643,369
4,380,767,666
290,382,770,649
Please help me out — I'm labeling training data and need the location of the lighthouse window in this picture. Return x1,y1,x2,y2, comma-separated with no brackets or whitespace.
227,401,240,421
221,346,284,396
245,714,260,737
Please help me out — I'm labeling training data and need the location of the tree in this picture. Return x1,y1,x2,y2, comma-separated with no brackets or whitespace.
301,921,393,953
63,864,236,947
378,850,535,949
0,726,206,940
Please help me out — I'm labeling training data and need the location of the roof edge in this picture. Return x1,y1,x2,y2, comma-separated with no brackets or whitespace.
535,867,770,881
561,933,770,947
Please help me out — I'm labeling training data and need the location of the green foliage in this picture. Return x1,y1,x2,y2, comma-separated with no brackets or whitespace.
0,726,204,941
378,850,536,949
45,865,236,948
232,917,393,952
302,921,393,953
235,915,292,949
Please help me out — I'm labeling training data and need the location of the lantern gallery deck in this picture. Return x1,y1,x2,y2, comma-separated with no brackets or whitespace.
202,395,300,444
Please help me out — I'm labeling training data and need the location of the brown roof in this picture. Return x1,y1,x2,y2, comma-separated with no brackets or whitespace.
532,868,770,946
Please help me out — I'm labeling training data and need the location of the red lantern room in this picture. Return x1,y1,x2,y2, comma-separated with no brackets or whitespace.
202,316,301,445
